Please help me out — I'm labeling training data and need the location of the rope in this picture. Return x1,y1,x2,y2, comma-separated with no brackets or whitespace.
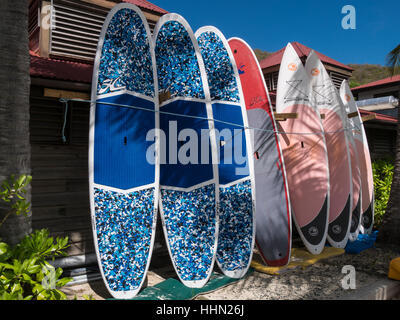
59,97,364,136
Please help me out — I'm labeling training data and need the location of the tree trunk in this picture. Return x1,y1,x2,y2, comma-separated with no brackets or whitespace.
378,111,400,246
0,0,32,245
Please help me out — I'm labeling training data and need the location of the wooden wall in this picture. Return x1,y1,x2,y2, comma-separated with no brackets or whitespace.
365,124,397,161
30,85,93,256
29,84,166,257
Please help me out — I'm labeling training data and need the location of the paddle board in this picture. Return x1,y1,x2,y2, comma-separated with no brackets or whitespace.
153,14,219,287
276,43,330,254
338,82,362,241
340,80,374,234
228,37,292,266
305,51,352,248
196,27,256,278
89,4,159,299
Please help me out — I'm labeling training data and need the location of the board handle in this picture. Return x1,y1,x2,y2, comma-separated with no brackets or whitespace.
159,91,171,104
361,114,377,122
274,112,298,121
347,111,359,119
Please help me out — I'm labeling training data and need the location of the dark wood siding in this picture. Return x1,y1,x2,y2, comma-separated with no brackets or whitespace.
30,85,93,256
365,125,396,160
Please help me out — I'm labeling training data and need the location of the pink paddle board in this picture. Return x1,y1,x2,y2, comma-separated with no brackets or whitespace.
340,80,374,234
276,43,330,254
305,51,352,248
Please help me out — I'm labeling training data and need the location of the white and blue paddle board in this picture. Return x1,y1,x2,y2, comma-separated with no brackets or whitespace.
89,4,159,299
153,14,219,288
196,27,256,278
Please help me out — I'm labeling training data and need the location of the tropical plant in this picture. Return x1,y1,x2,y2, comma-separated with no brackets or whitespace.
0,229,72,300
387,44,400,76
372,158,394,228
0,175,32,230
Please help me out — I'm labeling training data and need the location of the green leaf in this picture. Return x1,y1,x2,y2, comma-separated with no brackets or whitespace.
0,242,8,255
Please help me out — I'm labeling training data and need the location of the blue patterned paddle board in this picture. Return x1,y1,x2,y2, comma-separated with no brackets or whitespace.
196,27,256,279
153,14,219,288
89,4,159,299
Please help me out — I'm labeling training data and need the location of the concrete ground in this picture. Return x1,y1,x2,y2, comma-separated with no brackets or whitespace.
61,243,400,300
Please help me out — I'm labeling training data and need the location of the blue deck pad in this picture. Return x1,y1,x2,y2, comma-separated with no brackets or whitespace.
97,8,154,97
197,31,239,102
155,21,205,100
161,184,216,281
212,103,249,184
160,99,213,188
94,93,155,190
94,187,155,291
217,180,253,271
197,31,250,184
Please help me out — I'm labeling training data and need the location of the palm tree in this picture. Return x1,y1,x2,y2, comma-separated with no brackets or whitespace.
0,0,32,245
377,43,400,246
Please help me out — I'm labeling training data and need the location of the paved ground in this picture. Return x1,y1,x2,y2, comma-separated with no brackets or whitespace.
62,243,400,300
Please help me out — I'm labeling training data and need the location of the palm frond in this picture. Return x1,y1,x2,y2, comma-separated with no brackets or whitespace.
386,44,400,76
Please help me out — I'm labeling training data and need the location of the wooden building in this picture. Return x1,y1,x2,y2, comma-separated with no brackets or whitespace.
28,0,167,257
351,76,400,160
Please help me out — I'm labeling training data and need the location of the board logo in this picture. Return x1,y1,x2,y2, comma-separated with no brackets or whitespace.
311,68,320,76
332,225,342,234
308,226,319,237
362,215,370,225
238,64,245,75
345,94,351,102
288,63,297,71
98,76,126,95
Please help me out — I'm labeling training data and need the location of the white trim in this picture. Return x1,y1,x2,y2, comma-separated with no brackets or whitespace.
161,179,216,193
89,3,159,299
219,176,251,189
159,96,206,108
97,89,155,103
211,100,241,106
93,182,156,194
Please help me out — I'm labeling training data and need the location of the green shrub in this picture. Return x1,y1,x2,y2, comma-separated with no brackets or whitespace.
0,229,72,300
372,158,394,228
0,174,32,228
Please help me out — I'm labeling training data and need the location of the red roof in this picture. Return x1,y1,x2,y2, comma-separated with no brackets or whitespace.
260,42,353,72
359,109,398,123
30,51,93,83
123,0,167,14
351,74,400,91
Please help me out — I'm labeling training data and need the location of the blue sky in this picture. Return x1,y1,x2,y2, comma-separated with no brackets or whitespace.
153,0,400,65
